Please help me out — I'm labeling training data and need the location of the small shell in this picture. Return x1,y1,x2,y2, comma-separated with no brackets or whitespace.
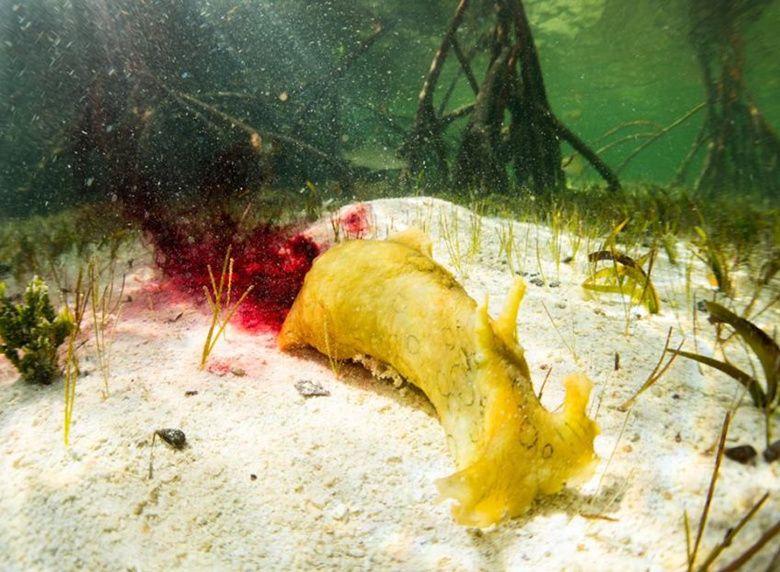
725,444,757,464
763,440,780,463
156,428,187,450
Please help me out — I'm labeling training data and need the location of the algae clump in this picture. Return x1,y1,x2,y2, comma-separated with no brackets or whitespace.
0,276,74,384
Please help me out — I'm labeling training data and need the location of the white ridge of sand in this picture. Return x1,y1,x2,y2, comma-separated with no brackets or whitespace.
0,197,778,571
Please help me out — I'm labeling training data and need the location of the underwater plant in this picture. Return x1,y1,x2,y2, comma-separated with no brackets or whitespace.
88,258,126,398
0,206,133,293
200,246,254,369
683,413,779,571
0,276,74,385
438,209,467,278
466,205,484,260
280,229,598,526
582,249,661,315
671,302,778,413
496,221,516,276
619,327,684,411
692,226,734,297
63,269,89,445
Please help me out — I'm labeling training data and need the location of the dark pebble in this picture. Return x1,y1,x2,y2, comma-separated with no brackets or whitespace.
563,256,573,264
548,280,561,288
156,428,187,450
724,444,757,464
250,474,258,481
529,277,545,287
185,390,199,397
763,440,780,463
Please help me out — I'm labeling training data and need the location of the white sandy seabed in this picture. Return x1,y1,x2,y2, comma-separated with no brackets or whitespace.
0,197,778,571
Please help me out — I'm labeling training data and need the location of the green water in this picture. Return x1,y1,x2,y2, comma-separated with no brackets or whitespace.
0,0,779,217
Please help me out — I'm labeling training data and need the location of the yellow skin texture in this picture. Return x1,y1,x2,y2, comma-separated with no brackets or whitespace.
279,230,599,526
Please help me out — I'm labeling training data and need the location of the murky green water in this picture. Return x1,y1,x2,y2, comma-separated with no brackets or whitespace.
1,0,778,216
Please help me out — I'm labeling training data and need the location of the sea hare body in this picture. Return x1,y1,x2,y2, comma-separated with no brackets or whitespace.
279,230,599,526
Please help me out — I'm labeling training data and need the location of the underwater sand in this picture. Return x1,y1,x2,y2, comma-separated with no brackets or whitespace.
0,197,777,570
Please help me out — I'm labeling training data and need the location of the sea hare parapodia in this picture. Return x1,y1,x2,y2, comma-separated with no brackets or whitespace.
279,229,599,526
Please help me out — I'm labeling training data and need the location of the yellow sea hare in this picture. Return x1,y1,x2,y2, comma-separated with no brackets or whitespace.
279,229,599,526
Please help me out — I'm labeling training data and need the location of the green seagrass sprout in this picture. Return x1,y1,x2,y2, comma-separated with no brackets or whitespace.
0,276,74,384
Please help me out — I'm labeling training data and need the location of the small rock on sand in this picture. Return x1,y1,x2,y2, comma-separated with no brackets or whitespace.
295,379,330,398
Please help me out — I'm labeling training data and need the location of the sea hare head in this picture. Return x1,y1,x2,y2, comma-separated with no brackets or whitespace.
436,300,599,526
437,373,599,526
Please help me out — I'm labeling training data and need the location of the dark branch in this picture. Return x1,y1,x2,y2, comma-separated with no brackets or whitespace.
545,110,621,191
449,36,480,95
